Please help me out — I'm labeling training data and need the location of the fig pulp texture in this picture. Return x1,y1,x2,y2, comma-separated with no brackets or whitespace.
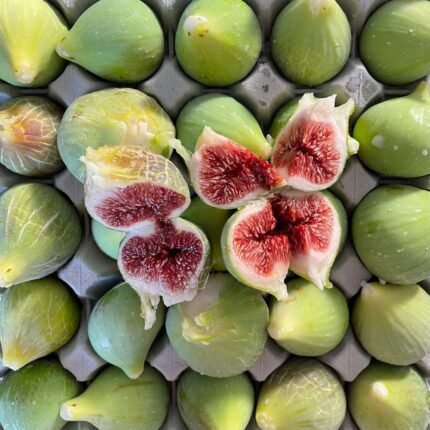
0,359,82,430
175,0,262,86
0,96,64,176
118,218,210,330
0,0,68,87
0,183,81,287
271,0,351,85
166,273,268,377
88,282,165,379
56,0,164,83
360,0,430,85
354,82,430,178
61,365,169,430
57,88,175,182
91,219,126,260
82,145,190,230
352,185,430,284
256,358,346,430
271,93,358,191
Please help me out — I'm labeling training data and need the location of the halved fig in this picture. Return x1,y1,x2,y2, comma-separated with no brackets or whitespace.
189,127,285,209
118,218,211,329
81,145,190,231
271,93,359,191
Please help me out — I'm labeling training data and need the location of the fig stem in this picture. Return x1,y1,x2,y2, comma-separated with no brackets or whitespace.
60,401,91,421
308,0,335,15
13,62,35,85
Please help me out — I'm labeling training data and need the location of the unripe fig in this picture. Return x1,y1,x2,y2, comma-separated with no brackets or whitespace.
91,219,126,260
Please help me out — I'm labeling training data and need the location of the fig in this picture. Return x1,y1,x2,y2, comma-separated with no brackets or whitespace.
176,93,271,159
0,359,82,430
82,145,190,230
348,362,430,430
352,282,430,365
88,282,165,379
222,190,346,299
0,0,68,87
354,82,430,178
57,88,175,182
91,219,126,260
352,185,430,284
256,357,346,430
56,0,164,83
188,127,285,209
360,0,430,85
177,370,254,430
270,93,359,191
271,0,351,85
182,196,233,271
166,272,268,377
0,96,64,176
0,183,81,287
268,278,349,356
175,0,262,86
118,218,210,330
0,277,80,370
61,365,169,430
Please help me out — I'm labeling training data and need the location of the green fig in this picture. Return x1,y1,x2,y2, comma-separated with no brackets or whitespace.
0,96,64,176
0,183,82,287
354,82,430,178
269,98,299,141
0,359,82,430
176,93,272,159
352,185,430,284
91,219,126,260
88,282,165,379
57,88,175,182
56,0,164,83
360,0,430,85
175,0,262,86
177,370,254,430
271,0,351,85
0,278,80,370
348,362,430,430
0,0,68,87
61,365,169,430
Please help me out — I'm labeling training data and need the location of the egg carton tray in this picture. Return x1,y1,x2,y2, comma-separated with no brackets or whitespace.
1,0,430,429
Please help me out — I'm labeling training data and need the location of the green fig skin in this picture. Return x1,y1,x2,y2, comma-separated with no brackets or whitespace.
360,0,430,85
269,98,299,141
61,365,169,430
0,0,68,87
352,185,430,284
0,278,81,370
271,0,351,86
256,358,346,430
57,88,175,182
176,94,272,159
91,219,126,260
175,0,262,86
0,183,82,288
88,282,165,379
352,282,430,365
56,0,164,83
177,370,254,430
166,273,268,378
354,82,430,178
348,362,430,430
0,359,82,430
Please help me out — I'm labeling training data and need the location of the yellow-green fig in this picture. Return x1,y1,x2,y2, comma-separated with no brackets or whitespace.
0,0,68,87
91,219,126,260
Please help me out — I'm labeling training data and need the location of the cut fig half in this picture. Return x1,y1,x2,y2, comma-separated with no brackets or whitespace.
271,93,359,191
118,218,211,329
81,145,190,231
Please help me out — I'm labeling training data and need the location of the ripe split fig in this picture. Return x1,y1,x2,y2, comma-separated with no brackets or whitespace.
270,93,358,191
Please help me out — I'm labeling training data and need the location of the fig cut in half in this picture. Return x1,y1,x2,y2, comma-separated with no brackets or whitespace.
118,218,210,329
222,189,346,298
81,145,190,231
271,93,358,191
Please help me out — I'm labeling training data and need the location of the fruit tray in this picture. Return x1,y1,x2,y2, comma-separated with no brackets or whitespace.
1,0,430,429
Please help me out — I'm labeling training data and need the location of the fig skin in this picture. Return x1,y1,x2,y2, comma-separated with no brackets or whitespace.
360,0,430,85
354,82,430,178
91,219,126,260
56,0,164,83
175,0,262,86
